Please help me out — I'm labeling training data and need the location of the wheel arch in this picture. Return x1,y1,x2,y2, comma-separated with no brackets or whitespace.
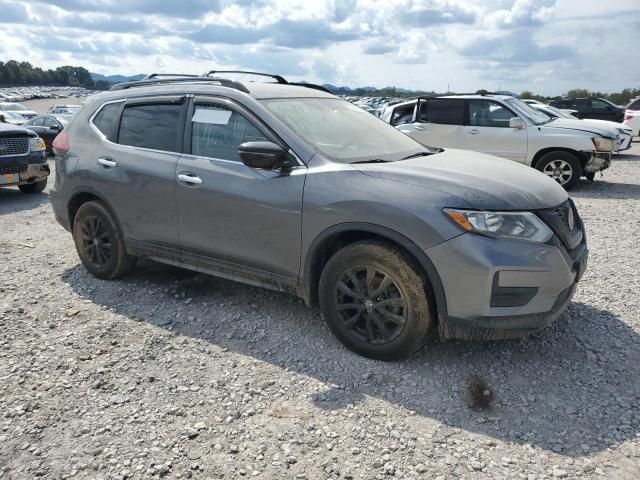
67,188,121,232
300,223,448,319
531,147,587,169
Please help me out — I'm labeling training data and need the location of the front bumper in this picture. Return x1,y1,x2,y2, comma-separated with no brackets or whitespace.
425,233,587,341
584,151,611,173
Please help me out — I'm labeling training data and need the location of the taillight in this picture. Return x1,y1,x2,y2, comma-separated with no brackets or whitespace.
624,113,633,121
52,131,70,156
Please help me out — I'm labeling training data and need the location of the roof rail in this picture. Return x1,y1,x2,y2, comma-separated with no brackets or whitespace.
143,73,200,80
109,77,250,93
204,70,288,84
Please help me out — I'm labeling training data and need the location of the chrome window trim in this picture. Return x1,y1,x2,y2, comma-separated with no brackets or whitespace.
88,98,125,141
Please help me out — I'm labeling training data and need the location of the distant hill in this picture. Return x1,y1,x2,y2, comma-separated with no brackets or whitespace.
322,83,433,97
90,73,145,84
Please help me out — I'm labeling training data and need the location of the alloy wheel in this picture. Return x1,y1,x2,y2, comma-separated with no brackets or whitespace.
543,159,573,185
334,266,408,345
80,216,112,268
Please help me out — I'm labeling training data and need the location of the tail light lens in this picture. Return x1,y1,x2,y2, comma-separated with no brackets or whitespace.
52,131,70,156
624,113,633,121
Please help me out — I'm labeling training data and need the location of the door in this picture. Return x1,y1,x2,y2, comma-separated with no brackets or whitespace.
397,98,465,149
176,97,306,279
589,99,617,121
463,99,527,162
91,96,184,249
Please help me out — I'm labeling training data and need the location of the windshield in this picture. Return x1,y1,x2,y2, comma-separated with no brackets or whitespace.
5,112,22,119
262,98,427,163
2,103,27,111
544,105,574,119
505,98,552,125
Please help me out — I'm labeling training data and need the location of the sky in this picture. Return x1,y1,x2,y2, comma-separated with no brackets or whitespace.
0,0,639,95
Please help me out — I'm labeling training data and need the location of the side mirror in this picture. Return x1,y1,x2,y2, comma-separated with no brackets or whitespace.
238,141,287,169
509,117,524,129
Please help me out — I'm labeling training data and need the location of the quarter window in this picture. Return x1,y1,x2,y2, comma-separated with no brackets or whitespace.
118,103,183,152
92,102,122,141
191,105,267,162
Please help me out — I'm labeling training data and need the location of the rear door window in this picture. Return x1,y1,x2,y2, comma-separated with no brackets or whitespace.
191,105,267,162
390,104,415,126
118,102,183,152
92,102,122,141
419,99,465,125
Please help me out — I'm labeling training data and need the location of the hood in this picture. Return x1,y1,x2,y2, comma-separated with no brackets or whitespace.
544,118,616,138
0,122,36,136
353,149,567,210
579,118,632,133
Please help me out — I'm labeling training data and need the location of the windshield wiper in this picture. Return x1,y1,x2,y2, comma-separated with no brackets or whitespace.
351,159,390,164
401,151,433,160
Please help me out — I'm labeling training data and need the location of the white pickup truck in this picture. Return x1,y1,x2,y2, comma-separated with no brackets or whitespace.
381,94,617,190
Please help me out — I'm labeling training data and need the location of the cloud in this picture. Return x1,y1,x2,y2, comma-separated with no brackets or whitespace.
363,42,397,55
0,0,31,22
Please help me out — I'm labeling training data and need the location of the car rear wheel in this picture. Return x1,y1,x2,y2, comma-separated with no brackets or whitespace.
72,201,136,280
318,240,433,360
18,179,47,194
535,151,582,190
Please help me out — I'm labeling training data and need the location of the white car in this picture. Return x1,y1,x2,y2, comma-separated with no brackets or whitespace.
0,102,37,120
531,104,633,152
381,94,617,189
623,97,640,137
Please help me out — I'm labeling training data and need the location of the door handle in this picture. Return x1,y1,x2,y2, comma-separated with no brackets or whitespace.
178,173,203,185
414,125,426,131
467,129,480,135
97,157,117,168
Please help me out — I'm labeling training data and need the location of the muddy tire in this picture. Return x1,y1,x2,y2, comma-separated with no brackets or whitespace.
318,240,433,360
72,201,136,280
18,179,47,194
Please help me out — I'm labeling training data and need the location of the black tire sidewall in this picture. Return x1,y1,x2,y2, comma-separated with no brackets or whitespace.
536,151,582,190
319,241,433,360
19,179,47,194
73,202,124,279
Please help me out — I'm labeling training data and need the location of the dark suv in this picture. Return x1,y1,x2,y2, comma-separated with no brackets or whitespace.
0,121,49,193
49,73,588,360
549,97,624,122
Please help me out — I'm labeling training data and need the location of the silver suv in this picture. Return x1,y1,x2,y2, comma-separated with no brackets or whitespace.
381,94,616,189
50,73,588,360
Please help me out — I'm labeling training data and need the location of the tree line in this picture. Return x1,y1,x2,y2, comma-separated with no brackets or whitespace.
0,60,99,89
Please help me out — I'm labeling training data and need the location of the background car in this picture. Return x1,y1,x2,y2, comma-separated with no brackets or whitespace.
531,104,633,151
549,97,624,122
47,104,81,115
382,94,616,189
0,111,27,125
23,114,69,153
623,97,640,137
0,102,37,120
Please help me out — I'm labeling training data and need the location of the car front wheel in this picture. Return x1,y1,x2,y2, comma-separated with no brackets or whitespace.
18,179,47,194
535,151,582,190
318,240,433,360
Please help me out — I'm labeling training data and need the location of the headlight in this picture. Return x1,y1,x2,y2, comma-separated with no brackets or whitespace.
444,209,553,243
29,136,46,152
592,137,613,152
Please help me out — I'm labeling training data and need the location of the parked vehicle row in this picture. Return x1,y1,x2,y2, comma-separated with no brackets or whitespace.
381,93,616,189
549,97,625,123
47,72,588,360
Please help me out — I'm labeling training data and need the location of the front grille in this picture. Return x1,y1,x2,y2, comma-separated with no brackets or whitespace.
0,137,30,157
0,164,27,175
538,199,583,250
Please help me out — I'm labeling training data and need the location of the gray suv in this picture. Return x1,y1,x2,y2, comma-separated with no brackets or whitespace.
50,73,588,360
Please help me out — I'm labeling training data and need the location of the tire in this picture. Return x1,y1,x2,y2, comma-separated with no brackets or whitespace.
534,151,582,190
18,179,47,194
72,201,136,280
585,172,595,182
318,240,433,360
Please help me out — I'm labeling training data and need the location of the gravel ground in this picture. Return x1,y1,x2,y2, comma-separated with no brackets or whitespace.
1,100,639,479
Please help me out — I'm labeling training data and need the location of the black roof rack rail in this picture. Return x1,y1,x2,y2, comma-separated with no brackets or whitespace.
143,73,200,80
204,70,287,84
109,77,250,93
204,70,332,93
288,82,332,94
